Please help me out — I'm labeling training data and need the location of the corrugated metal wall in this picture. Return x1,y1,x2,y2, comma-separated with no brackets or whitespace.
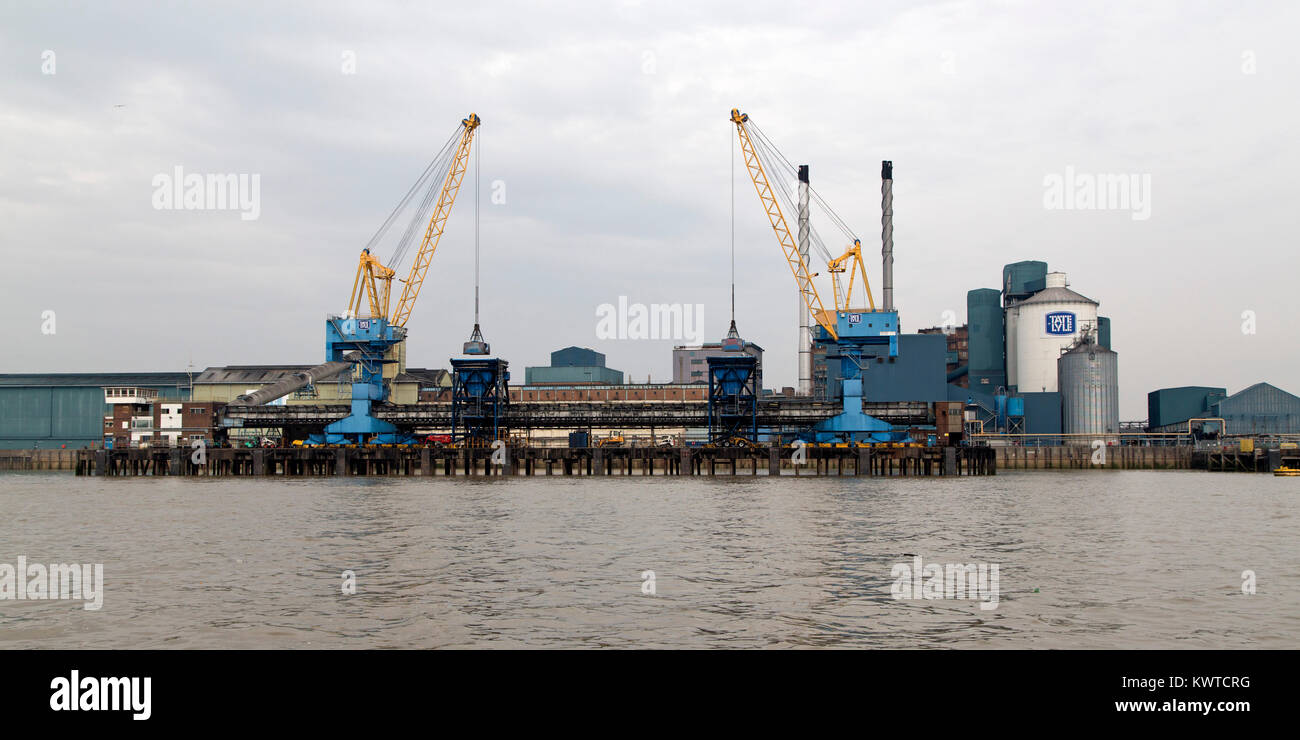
859,334,948,402
0,387,105,448
1001,260,1047,299
550,346,605,368
1147,386,1225,428
1213,383,1300,434
525,366,624,385
0,380,189,449
1059,346,1119,434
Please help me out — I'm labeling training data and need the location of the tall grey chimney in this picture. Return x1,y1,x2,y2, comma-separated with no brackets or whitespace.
797,164,812,396
880,160,894,313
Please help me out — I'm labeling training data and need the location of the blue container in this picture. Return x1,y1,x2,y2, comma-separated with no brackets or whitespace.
568,431,589,448
1007,397,1025,417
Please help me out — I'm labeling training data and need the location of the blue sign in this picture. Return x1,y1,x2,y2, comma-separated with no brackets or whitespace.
1045,311,1076,335
847,314,861,324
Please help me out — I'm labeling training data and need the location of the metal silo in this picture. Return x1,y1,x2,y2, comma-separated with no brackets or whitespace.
1058,337,1119,436
967,288,1005,390
1009,272,1098,393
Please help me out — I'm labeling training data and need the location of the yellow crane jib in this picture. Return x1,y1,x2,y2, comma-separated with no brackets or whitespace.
389,112,481,329
730,108,838,341
827,239,876,312
348,248,396,320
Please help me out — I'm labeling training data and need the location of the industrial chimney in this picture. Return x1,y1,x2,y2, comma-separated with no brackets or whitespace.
797,164,812,396
880,160,894,312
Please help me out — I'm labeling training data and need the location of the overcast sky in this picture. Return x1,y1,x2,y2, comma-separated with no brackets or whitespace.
2,1,1296,418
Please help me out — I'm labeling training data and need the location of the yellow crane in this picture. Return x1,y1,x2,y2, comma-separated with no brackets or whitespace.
826,240,876,312
347,248,395,320
346,112,481,327
730,108,839,341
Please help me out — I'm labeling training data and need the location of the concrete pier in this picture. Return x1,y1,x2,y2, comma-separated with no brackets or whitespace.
74,445,997,478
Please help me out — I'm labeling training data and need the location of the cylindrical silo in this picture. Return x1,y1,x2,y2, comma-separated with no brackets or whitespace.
1009,272,1098,393
1059,341,1119,435
967,288,1005,390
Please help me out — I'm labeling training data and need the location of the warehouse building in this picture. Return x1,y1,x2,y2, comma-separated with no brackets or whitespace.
0,372,191,449
525,347,624,386
1147,386,1227,432
1148,383,1300,434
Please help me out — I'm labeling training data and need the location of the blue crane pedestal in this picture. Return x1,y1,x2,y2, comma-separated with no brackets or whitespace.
318,316,407,445
812,309,907,444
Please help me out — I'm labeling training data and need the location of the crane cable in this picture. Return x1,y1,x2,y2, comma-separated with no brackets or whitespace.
747,125,835,265
746,118,872,304
363,124,462,272
748,120,859,246
745,122,842,296
388,130,459,270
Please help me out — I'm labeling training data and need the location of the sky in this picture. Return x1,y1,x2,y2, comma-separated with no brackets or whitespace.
2,0,1296,419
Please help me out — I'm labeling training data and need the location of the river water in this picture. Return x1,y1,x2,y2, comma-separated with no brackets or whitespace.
0,471,1295,649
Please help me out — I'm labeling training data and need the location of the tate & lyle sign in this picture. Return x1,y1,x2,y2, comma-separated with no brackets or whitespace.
1045,311,1076,336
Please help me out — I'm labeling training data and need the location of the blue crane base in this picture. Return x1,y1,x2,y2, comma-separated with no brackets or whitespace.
318,390,408,446
812,378,900,443
309,316,414,446
809,310,908,444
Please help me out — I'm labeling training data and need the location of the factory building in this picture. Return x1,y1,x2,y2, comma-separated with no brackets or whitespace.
1147,386,1227,431
1148,383,1300,434
525,346,624,386
918,325,970,387
1214,383,1300,434
672,342,762,386
815,333,948,403
960,260,1116,436
103,390,221,448
0,372,191,449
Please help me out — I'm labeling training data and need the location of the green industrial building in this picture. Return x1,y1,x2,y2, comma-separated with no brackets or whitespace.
525,347,624,385
1147,383,1300,434
0,373,191,449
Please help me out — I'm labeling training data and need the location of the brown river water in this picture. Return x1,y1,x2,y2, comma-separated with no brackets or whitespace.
0,471,1295,649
